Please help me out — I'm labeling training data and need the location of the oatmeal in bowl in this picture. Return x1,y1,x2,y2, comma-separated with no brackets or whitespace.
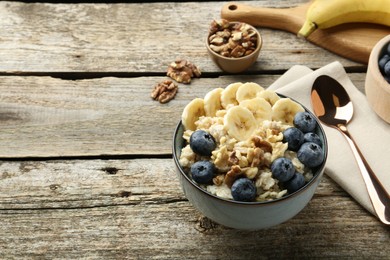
173,82,327,230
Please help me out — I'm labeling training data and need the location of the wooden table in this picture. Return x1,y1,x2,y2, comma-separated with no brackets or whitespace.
0,1,389,258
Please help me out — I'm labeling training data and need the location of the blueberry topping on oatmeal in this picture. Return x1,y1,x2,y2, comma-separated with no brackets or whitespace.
303,132,322,146
297,142,324,168
231,178,256,202
190,160,215,184
283,127,304,151
190,130,216,156
293,111,317,133
284,172,305,193
271,157,295,182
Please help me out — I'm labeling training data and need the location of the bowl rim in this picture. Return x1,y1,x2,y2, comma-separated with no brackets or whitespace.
173,93,328,206
205,21,263,61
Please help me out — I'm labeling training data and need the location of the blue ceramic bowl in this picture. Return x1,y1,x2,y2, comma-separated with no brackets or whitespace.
173,98,328,230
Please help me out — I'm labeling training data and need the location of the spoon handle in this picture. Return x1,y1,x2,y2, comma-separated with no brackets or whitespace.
338,124,390,225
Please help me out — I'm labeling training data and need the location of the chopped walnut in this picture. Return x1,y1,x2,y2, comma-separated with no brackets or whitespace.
228,151,239,165
252,136,273,153
167,59,201,84
250,147,264,167
209,19,230,35
208,19,258,58
213,174,225,186
224,165,243,188
151,80,178,103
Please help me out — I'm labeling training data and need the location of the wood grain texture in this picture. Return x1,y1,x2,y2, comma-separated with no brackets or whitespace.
0,1,388,258
0,159,389,259
0,74,367,158
0,1,362,74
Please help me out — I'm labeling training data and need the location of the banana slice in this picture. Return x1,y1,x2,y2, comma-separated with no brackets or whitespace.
272,98,305,125
221,82,242,109
204,87,224,117
257,89,281,106
182,98,205,130
224,106,257,141
236,82,264,103
239,97,272,125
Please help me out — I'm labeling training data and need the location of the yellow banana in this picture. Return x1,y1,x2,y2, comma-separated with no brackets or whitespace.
298,0,390,38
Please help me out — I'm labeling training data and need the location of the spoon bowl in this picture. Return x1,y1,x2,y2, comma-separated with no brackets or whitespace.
311,75,353,127
311,75,390,225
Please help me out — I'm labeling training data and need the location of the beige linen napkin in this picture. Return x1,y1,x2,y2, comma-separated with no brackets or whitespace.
268,61,390,215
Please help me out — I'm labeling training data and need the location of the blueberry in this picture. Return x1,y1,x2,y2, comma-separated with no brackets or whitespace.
190,160,215,184
190,130,216,156
284,172,305,193
231,178,256,202
283,127,304,151
297,142,324,168
303,132,322,146
271,157,295,182
384,60,390,77
387,42,390,54
379,54,390,73
293,111,317,133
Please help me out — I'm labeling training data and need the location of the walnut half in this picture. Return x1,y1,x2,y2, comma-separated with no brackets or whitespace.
151,80,178,103
167,59,201,84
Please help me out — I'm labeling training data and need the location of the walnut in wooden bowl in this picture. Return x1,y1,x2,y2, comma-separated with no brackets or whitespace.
206,19,262,73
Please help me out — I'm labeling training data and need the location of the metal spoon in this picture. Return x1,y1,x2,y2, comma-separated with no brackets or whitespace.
311,75,390,225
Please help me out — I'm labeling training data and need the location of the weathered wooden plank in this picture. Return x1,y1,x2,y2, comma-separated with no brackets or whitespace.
1,200,388,259
0,1,361,74
0,159,345,209
0,73,367,158
0,159,388,259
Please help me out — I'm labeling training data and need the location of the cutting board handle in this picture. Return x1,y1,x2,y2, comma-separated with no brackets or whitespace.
221,2,309,34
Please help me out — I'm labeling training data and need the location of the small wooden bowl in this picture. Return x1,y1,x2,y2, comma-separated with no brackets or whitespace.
206,22,262,74
365,35,390,124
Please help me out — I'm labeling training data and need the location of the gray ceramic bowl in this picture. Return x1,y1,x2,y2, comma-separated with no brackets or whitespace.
172,96,328,230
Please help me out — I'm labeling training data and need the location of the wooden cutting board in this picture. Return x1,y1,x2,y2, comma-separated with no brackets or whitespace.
221,2,390,64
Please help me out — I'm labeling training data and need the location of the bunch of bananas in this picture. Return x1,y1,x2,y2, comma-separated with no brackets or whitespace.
298,0,390,38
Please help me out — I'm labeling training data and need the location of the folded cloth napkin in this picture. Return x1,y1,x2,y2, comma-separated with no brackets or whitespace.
268,61,390,216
